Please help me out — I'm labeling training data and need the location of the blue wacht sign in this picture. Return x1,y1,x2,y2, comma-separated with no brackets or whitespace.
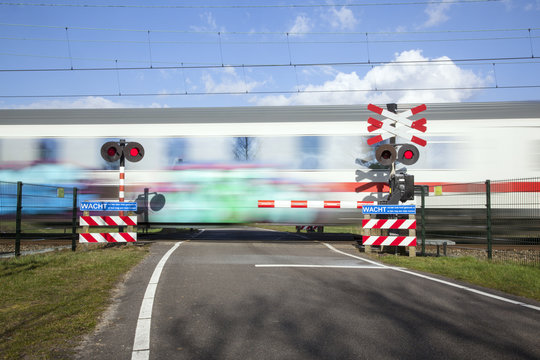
80,201,137,212
361,204,416,214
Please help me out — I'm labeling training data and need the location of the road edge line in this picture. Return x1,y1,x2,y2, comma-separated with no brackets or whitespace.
322,242,540,312
131,241,183,360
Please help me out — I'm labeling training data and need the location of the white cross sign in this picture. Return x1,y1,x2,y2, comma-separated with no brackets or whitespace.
366,104,427,147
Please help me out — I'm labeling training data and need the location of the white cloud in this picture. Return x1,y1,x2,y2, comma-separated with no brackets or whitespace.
190,11,224,32
203,68,263,93
254,49,490,106
325,7,358,30
289,15,311,35
524,1,540,10
8,96,168,109
423,0,453,28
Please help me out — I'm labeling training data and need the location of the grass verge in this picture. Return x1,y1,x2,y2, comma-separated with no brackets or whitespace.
374,255,540,302
0,244,149,359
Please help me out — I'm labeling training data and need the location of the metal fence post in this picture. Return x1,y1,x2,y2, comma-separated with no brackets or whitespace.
15,181,22,257
486,179,492,260
72,187,78,252
144,187,149,234
420,185,426,257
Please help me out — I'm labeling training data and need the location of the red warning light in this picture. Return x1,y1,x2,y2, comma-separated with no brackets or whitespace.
124,142,145,162
398,144,419,166
403,150,414,160
107,147,117,156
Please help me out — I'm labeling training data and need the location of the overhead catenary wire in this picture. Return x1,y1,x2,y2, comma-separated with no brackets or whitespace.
0,13,537,100
1,24,537,72
1,22,536,36
1,34,539,45
1,84,540,99
0,0,503,9
0,55,538,73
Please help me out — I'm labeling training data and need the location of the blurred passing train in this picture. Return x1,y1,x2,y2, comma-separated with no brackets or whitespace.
0,101,539,226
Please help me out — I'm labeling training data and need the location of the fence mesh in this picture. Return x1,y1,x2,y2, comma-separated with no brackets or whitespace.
420,178,540,265
489,178,540,264
0,181,77,255
0,181,18,234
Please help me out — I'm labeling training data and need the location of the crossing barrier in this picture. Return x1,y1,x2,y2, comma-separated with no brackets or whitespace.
79,213,137,243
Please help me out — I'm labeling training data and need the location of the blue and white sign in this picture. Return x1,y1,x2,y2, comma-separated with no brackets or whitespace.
362,204,416,214
80,201,137,212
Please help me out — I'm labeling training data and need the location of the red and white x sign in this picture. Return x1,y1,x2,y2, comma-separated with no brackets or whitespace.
366,104,427,147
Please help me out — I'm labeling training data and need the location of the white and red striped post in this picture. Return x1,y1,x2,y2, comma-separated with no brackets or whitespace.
119,164,125,203
119,139,126,231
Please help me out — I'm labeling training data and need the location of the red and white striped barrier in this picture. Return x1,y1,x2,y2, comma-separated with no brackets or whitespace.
80,216,137,227
362,236,416,246
258,200,373,209
362,218,416,229
79,213,138,243
79,232,137,243
296,225,322,231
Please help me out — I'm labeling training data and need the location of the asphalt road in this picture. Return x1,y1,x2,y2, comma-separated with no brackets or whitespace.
77,228,540,360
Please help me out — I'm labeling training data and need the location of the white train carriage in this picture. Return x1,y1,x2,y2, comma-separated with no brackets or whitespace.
0,101,539,224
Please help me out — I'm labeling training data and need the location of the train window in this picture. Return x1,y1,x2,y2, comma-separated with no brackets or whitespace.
533,140,540,171
38,139,58,162
233,137,258,161
299,136,322,169
167,138,187,166
415,136,466,169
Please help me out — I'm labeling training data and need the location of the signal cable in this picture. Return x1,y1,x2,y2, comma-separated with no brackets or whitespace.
0,1,503,9
1,84,539,99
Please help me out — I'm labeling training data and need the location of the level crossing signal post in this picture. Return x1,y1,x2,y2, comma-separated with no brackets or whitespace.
77,139,146,243
367,103,426,205
101,139,144,213
363,103,427,256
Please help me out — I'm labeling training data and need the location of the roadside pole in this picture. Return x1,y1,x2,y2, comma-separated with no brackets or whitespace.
486,179,492,260
72,187,78,251
15,181,22,257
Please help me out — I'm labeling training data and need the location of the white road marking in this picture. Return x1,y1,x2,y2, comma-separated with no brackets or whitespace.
255,264,395,269
131,242,183,360
322,242,540,312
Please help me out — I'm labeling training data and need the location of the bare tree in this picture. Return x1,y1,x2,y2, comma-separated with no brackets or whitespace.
233,137,257,161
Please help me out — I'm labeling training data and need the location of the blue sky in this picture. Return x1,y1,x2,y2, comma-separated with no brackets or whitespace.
0,0,539,108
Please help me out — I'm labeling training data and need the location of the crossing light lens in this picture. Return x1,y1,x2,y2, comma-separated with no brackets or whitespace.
403,150,414,160
124,142,145,162
381,150,392,159
101,141,122,162
375,144,397,166
398,144,420,166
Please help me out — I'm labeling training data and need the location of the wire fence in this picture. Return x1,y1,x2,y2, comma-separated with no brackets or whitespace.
0,181,78,256
419,177,540,265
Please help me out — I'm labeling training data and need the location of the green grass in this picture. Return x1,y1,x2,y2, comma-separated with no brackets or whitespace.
375,255,540,302
0,245,149,359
